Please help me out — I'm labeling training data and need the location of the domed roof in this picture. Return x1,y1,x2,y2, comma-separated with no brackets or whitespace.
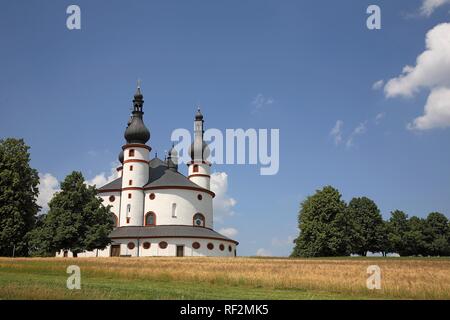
118,150,124,164
124,117,150,144
189,141,210,161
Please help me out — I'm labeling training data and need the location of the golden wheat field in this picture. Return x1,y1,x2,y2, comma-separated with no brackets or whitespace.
0,257,449,300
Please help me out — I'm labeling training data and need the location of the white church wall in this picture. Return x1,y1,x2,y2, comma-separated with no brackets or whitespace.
143,188,213,228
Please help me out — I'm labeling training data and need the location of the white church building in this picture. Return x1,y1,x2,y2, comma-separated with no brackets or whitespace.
57,85,238,257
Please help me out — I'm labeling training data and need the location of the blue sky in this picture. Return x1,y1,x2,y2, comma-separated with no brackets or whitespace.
1,0,450,256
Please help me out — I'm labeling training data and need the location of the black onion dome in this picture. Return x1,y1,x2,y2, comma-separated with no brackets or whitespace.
118,150,124,164
124,117,150,144
189,141,210,160
124,84,150,144
195,108,203,121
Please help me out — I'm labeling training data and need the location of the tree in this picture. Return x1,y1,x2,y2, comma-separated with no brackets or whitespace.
291,186,349,257
386,210,409,256
423,212,450,256
403,216,427,256
0,138,39,256
28,171,113,257
345,197,384,256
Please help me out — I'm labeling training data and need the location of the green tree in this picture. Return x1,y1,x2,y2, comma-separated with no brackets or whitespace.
0,138,40,256
345,197,384,256
386,210,409,256
403,216,427,256
28,171,113,257
423,212,450,256
291,186,349,257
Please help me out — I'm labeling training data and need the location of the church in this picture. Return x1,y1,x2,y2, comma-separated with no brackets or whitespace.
57,85,238,257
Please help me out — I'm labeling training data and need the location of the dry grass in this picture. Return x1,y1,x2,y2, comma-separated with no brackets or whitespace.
1,257,449,299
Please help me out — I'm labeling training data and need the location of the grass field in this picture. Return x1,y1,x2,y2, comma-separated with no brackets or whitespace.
0,257,449,300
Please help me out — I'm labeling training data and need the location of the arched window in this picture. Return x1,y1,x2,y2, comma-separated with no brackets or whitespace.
145,212,156,226
129,149,135,157
193,213,205,227
172,203,177,218
111,213,118,228
193,164,199,173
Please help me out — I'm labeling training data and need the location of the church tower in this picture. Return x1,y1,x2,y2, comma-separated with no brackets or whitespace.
188,108,211,190
119,84,151,227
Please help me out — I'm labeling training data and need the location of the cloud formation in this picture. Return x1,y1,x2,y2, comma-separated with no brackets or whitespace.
384,23,450,130
372,80,384,91
210,172,237,222
330,120,344,145
86,163,119,187
256,248,272,256
420,0,450,16
37,173,60,213
251,93,274,113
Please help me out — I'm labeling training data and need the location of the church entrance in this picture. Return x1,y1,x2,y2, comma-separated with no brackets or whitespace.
110,245,121,257
176,245,184,257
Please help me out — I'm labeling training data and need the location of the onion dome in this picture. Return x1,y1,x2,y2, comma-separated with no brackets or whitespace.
124,83,150,144
167,144,179,171
118,150,124,164
195,107,204,121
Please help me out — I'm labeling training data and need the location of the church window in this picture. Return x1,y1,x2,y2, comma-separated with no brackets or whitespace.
128,193,132,199
143,242,151,249
197,194,202,201
172,203,177,218
127,242,135,250
129,149,135,157
193,213,205,227
228,245,232,252
129,180,132,186
149,193,155,200
159,241,168,249
130,165,133,171
207,243,214,250
192,242,200,249
193,165,199,173
111,214,118,228
145,212,156,226
219,244,225,251
109,195,115,202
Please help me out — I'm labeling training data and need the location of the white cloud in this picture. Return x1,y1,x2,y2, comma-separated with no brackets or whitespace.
251,93,274,113
218,227,238,238
210,172,237,221
407,87,450,130
372,80,384,90
256,248,272,256
375,112,386,125
346,122,367,148
86,162,119,187
420,0,450,16
330,120,344,145
37,173,60,213
384,23,450,130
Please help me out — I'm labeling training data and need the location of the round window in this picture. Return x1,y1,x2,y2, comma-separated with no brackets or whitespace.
219,244,225,251
192,242,200,249
143,242,151,249
197,194,202,201
127,242,135,250
149,193,155,200
159,241,168,249
207,243,214,250
109,195,115,202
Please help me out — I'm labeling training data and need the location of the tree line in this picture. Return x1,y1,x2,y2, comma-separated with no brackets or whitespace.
291,186,450,257
0,138,113,257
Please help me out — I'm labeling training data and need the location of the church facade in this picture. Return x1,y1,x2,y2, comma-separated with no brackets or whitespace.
57,85,238,257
